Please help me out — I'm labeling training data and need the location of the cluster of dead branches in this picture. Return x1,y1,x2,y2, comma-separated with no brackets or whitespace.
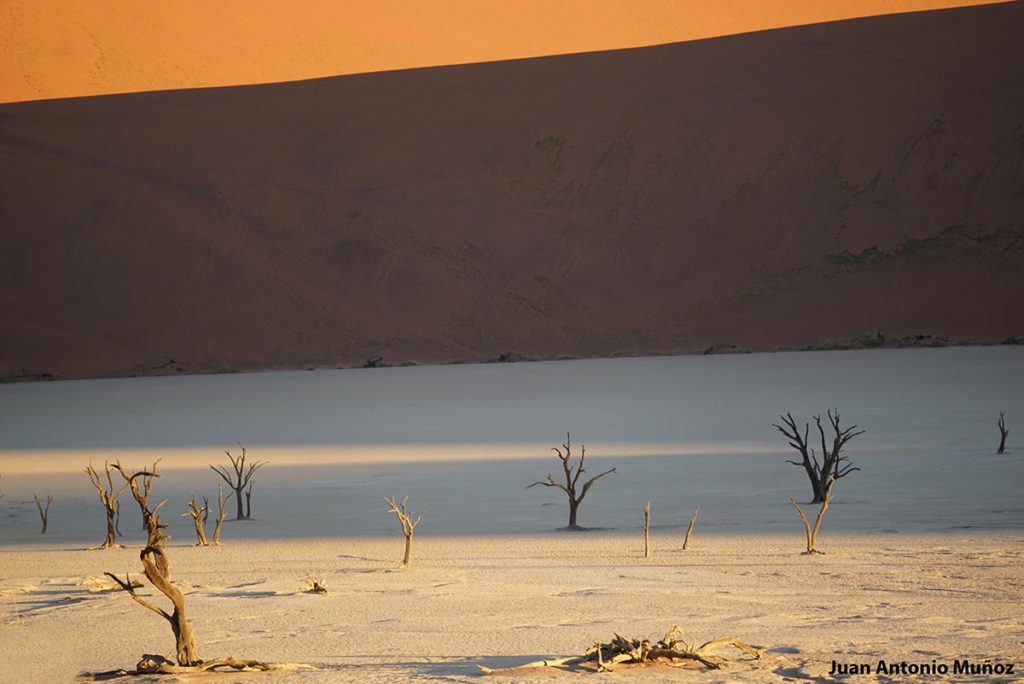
182,486,229,546
86,462,129,549
788,479,834,554
528,432,616,530
480,625,761,674
112,460,169,548
774,410,863,503
385,496,424,566
210,443,265,520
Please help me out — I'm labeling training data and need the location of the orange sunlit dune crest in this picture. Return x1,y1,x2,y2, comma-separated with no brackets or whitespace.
0,0,1009,103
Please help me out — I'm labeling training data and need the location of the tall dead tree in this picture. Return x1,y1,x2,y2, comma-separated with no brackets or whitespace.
774,410,864,503
997,411,1008,454
183,493,209,546
211,485,228,545
112,460,169,547
34,493,52,534
527,432,617,530
683,505,700,551
86,462,129,548
210,443,266,520
385,496,423,566
788,477,835,554
106,546,199,666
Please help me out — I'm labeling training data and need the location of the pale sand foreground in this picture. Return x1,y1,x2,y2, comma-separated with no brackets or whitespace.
1,533,1022,682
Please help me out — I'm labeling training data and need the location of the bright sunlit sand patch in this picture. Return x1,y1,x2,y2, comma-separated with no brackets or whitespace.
0,0,1010,102
0,442,779,475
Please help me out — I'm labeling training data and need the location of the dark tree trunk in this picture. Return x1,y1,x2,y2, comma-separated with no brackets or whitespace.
568,500,579,529
234,488,244,520
104,506,118,548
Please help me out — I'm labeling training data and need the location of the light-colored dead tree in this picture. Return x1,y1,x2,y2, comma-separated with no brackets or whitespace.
106,546,198,665
112,460,169,547
86,462,129,548
527,432,617,530
385,496,423,566
210,443,266,520
34,493,52,534
997,411,1008,454
211,484,228,545
774,410,863,503
683,504,700,551
788,478,834,554
643,501,651,558
102,547,311,676
183,492,209,546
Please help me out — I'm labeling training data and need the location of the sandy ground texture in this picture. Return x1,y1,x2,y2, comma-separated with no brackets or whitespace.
1,534,1022,683
1,348,1022,681
3,3,1023,380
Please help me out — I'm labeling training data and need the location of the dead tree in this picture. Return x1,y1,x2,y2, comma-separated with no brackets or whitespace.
211,485,228,545
527,432,617,530
106,546,199,666
34,493,52,534
788,478,834,554
183,493,209,546
385,496,423,566
112,460,169,547
643,502,651,558
86,462,129,548
774,410,864,503
683,504,700,551
997,411,1008,454
210,443,266,520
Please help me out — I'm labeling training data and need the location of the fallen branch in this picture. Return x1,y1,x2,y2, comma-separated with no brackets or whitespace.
480,625,762,674
81,654,314,679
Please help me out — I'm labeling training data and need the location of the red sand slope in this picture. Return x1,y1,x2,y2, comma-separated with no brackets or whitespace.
0,1,1007,104
1,3,1022,379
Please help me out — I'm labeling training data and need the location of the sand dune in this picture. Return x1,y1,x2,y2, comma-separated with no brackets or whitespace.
2,3,1023,380
0,1,1008,103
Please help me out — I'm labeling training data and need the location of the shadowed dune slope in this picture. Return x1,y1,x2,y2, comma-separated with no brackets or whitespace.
1,3,1023,379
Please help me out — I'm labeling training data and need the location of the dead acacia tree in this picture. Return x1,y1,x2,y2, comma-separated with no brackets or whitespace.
210,443,266,520
997,411,1008,454
683,504,700,551
112,460,169,547
102,546,311,676
385,496,423,566
106,546,198,666
34,493,52,534
527,432,617,530
211,485,228,545
788,477,835,554
183,493,209,546
774,410,864,503
86,462,129,548
643,502,651,558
